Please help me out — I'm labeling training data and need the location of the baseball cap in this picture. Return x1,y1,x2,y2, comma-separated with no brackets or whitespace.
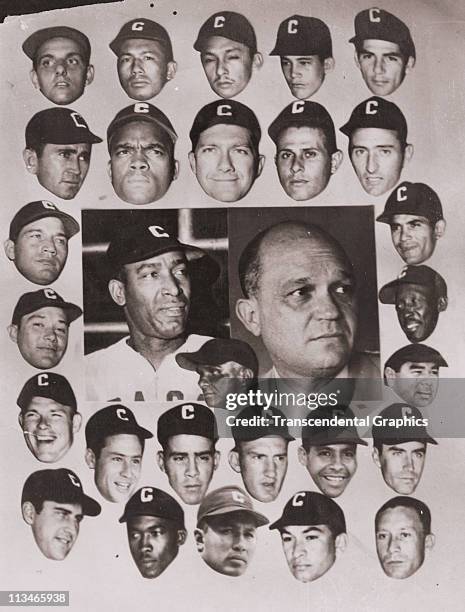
269,491,346,534
109,19,174,61
176,338,258,377
17,372,77,412
268,101,336,149
25,108,102,151
23,26,91,62
157,403,218,447
350,8,415,59
119,487,185,527
12,289,82,326
385,344,448,371
377,182,444,225
301,406,367,447
270,15,332,58
379,265,447,304
85,404,153,450
372,403,437,445
9,201,80,241
22,468,101,516
232,405,295,445
107,103,177,150
194,12,257,53
197,485,269,527
190,100,261,151
106,222,205,270
340,97,408,143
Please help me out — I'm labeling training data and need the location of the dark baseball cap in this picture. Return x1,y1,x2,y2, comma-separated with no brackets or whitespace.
340,97,408,143
23,26,91,62
232,405,295,446
107,103,177,150
17,372,77,412
268,101,336,148
85,404,153,450
25,108,102,151
119,487,185,527
106,222,205,270
194,11,257,53
379,265,447,304
372,403,437,445
377,182,444,225
157,403,218,447
176,338,258,377
385,344,448,371
350,8,415,59
301,406,367,447
190,100,261,151
269,491,346,534
12,289,82,326
21,468,101,516
9,200,80,241
197,485,269,526
270,15,332,58
109,19,174,61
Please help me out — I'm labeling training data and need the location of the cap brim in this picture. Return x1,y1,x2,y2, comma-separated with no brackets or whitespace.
23,27,90,60
200,506,269,527
175,353,198,371
374,433,438,446
62,302,83,324
375,211,392,224
110,35,169,57
81,493,101,516
119,509,184,527
378,281,398,304
109,114,177,144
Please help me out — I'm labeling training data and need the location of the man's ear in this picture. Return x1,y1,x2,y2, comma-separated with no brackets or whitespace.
425,533,435,551
85,448,96,470
4,239,16,261
335,533,348,556
437,296,448,313
177,529,187,546
72,413,82,434
256,155,265,178
107,160,112,181
297,445,309,467
433,219,446,240
403,144,414,166
188,152,197,174
228,449,241,474
23,148,39,175
252,52,264,71
22,501,36,525
30,69,40,91
238,366,254,381
354,50,361,70
372,447,381,469
18,413,24,430
194,528,205,552
236,297,261,337
324,57,335,73
108,279,126,307
405,56,416,73
172,159,180,181
330,150,343,175
85,64,95,86
157,450,166,473
384,367,397,388
213,450,220,471
166,60,177,81
7,324,19,345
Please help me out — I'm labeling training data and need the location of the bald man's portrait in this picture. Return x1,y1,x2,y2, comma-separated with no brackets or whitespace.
231,208,380,395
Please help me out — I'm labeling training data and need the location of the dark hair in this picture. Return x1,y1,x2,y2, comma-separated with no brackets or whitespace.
26,142,47,157
25,498,45,514
276,121,337,156
375,496,431,534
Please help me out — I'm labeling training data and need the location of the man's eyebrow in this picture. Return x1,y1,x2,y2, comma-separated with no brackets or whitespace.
202,46,244,55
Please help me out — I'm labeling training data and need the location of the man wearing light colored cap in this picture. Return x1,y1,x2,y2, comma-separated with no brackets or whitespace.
8,288,82,370
85,221,215,402
107,102,179,205
372,402,437,495
23,108,102,201
377,182,446,265
85,404,153,503
176,338,258,409
156,402,219,505
270,491,347,582
194,485,268,577
268,101,343,201
350,8,415,97
270,15,334,100
21,468,101,560
189,99,264,203
22,26,94,105
5,200,79,286
340,96,413,196
17,372,81,463
120,486,186,578
109,18,177,101
194,11,263,98
384,344,447,408
379,265,447,343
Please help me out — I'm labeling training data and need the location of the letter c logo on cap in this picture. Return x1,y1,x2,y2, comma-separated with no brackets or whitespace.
70,112,87,129
214,16,225,28
287,19,298,34
68,473,81,488
134,103,150,114
369,8,381,22
37,373,49,386
217,104,232,117
291,101,305,114
181,404,195,420
43,289,57,299
397,186,407,201
140,487,154,503
41,201,57,210
116,408,129,421
401,405,413,418
232,491,245,504
365,100,379,115
131,21,145,31
148,225,169,238
292,492,305,507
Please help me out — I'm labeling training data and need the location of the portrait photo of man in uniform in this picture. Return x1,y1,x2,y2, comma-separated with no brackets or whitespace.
109,18,177,101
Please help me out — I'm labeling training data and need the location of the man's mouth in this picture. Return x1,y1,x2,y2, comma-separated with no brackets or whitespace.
35,433,57,443
322,473,347,483
37,345,57,353
129,78,150,86
261,481,276,489
227,556,247,565
160,304,186,317
215,79,234,87
54,80,71,88
55,535,72,546
364,176,383,184
114,481,132,493
403,319,420,332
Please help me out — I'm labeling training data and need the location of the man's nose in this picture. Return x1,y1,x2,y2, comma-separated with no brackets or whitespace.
185,457,200,478
290,62,301,79
290,153,304,174
161,271,183,296
373,56,386,74
131,57,144,74
54,61,67,76
37,414,51,429
141,532,153,551
313,289,340,320
402,453,415,470
41,237,57,254
129,150,149,171
43,327,58,344
232,532,247,551
387,535,401,553
119,458,135,478
263,457,277,478
218,149,234,172
216,58,228,77
366,151,379,174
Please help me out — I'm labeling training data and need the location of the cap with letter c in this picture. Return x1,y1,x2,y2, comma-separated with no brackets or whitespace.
119,486,185,527
340,97,408,143
25,108,102,150
12,288,82,326
270,15,332,58
109,19,174,61
157,402,218,448
377,182,444,225
194,11,257,54
107,103,177,150
85,404,153,450
350,8,415,59
269,491,346,534
268,101,336,148
9,201,80,241
17,372,77,412
197,485,269,526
